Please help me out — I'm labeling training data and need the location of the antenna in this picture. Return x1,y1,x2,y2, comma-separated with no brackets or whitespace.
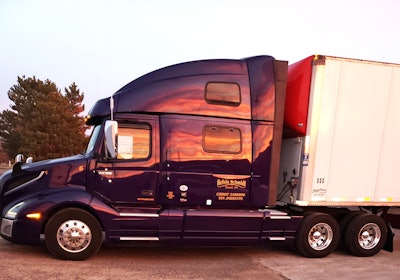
110,95,114,121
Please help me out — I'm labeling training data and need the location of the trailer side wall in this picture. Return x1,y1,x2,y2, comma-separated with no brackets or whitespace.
281,55,400,206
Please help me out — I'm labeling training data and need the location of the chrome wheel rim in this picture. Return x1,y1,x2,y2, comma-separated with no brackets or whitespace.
308,222,333,251
56,220,92,253
358,223,381,249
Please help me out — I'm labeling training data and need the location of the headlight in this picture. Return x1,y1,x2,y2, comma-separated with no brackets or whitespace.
5,201,25,219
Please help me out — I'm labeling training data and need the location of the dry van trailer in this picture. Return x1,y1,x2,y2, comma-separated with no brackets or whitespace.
280,55,400,208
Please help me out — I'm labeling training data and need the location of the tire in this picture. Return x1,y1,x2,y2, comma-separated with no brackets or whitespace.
45,208,102,260
295,212,340,258
339,211,364,249
344,213,387,257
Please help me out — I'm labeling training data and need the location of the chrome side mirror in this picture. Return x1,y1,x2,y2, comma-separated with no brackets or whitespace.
104,120,118,158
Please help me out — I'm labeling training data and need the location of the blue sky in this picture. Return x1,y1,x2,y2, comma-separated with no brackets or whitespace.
1,0,399,114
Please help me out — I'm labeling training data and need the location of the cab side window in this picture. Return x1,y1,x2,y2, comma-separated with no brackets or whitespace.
117,124,151,160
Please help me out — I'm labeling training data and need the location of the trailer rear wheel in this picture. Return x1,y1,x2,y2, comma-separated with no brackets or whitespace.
340,211,364,234
344,213,387,257
295,212,340,258
45,208,102,260
339,211,364,249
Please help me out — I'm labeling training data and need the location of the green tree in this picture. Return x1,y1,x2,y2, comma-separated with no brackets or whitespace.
0,109,20,157
0,76,87,161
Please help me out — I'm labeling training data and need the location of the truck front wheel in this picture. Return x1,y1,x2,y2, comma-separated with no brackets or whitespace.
344,213,387,257
45,208,102,260
295,212,340,258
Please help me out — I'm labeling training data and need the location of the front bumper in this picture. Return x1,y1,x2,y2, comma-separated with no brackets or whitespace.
0,218,14,238
0,217,42,245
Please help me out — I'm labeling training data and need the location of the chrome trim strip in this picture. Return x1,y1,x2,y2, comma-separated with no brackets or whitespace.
120,237,159,241
270,216,291,220
119,213,159,218
268,237,286,241
212,174,251,180
262,209,288,215
5,171,46,195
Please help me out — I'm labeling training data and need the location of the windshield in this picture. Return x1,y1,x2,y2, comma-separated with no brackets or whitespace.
85,125,102,154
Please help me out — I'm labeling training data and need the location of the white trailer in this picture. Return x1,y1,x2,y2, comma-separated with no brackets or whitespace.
279,55,400,207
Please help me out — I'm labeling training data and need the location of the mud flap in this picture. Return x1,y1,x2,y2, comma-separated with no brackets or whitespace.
383,223,395,252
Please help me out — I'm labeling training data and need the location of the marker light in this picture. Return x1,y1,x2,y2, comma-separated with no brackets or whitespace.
26,212,42,220
84,115,92,124
304,136,310,154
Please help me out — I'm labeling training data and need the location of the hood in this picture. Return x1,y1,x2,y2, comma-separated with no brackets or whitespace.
0,154,90,207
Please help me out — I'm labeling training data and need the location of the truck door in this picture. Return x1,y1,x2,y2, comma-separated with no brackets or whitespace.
161,115,252,207
93,116,160,206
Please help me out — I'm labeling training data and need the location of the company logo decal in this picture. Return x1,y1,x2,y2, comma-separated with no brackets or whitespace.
312,188,327,197
214,176,248,201
217,179,246,189
216,192,246,201
97,171,113,176
166,191,175,200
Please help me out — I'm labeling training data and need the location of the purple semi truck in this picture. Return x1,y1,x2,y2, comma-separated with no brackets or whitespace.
0,55,398,260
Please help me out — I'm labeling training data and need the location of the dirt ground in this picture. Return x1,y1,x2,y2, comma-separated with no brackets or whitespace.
0,229,399,280
0,239,286,280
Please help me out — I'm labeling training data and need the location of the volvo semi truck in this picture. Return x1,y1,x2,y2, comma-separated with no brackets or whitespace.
0,54,398,260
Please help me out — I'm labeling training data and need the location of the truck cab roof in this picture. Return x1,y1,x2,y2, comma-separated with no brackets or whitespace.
86,56,284,125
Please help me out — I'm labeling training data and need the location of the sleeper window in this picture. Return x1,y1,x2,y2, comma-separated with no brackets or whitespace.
205,82,241,106
203,125,241,154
